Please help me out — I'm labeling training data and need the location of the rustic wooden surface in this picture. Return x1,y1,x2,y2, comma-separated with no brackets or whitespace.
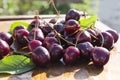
0,16,120,80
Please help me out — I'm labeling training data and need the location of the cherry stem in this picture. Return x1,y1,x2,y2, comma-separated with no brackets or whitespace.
34,10,40,40
54,30,75,46
23,36,29,43
67,29,80,37
93,28,104,47
21,46,28,50
87,27,98,40
33,29,37,40
89,32,98,40
75,30,84,47
49,0,60,16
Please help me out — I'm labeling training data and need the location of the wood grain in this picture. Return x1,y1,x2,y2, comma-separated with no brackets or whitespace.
0,16,120,80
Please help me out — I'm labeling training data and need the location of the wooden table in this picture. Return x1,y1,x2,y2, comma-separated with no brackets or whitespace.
0,15,120,80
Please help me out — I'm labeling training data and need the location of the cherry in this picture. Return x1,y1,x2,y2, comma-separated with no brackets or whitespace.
54,23,64,33
0,39,10,59
46,31,55,37
87,28,99,41
28,28,44,42
32,46,50,67
60,20,65,24
41,24,53,36
76,31,91,43
43,37,59,50
106,30,119,43
77,41,93,60
28,40,42,51
49,18,57,24
65,9,81,21
15,29,29,47
63,36,76,47
29,20,45,30
63,46,80,65
64,19,80,35
13,25,26,37
96,32,114,49
0,32,13,45
90,47,110,67
49,43,63,61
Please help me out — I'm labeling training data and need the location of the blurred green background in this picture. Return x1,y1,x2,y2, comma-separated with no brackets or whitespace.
0,0,99,15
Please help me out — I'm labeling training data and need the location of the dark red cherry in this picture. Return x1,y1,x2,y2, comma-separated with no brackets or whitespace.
49,43,63,61
28,40,42,51
0,39,10,59
49,18,57,24
13,25,26,37
54,23,64,33
15,29,29,47
87,28,99,41
63,46,80,65
43,37,59,50
76,31,91,43
0,32,13,45
32,46,50,67
90,47,110,67
77,42,93,60
28,28,44,42
46,31,55,37
106,30,119,43
29,19,45,30
95,32,114,49
65,9,80,21
41,24,53,36
64,19,80,35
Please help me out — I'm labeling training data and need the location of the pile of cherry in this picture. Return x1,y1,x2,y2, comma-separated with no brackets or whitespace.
0,9,119,67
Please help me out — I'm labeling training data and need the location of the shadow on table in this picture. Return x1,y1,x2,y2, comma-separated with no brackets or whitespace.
31,60,103,80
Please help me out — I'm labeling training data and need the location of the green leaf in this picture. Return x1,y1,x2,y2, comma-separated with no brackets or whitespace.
9,21,29,34
0,55,35,74
79,16,97,29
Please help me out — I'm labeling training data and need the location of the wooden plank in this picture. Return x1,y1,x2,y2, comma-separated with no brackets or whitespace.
0,12,87,21
0,15,64,21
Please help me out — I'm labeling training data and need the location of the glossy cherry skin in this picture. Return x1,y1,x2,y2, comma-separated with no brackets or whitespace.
63,36,76,48
64,19,80,35
13,25,26,37
0,32,13,45
49,43,63,61
49,18,57,24
32,46,50,67
77,42,93,60
46,31,55,37
28,28,44,42
54,23,64,33
15,29,29,46
29,20,45,30
106,29,119,43
87,28,99,41
28,40,42,51
65,9,80,21
43,37,59,50
63,46,80,65
90,47,110,67
76,31,91,43
41,24,53,36
0,39,10,59
96,32,114,49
